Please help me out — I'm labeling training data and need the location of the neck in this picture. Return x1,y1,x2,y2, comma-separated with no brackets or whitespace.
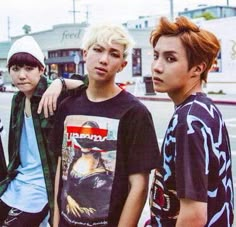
86,82,122,102
24,97,32,117
170,81,202,105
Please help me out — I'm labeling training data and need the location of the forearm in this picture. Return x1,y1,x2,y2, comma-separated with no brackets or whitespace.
37,78,84,117
176,214,206,227
53,157,61,227
176,199,207,227
118,173,149,227
63,78,84,90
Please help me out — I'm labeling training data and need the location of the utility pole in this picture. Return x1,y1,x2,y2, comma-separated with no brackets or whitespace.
7,17,10,41
69,0,80,23
85,5,89,25
227,0,229,6
170,0,174,21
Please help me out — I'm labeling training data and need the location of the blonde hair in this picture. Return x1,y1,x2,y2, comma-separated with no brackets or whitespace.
82,23,135,59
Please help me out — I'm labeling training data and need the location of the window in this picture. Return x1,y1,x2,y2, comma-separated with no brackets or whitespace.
132,48,142,77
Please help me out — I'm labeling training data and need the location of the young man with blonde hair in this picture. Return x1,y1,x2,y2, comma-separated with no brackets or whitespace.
148,16,234,226
52,23,161,227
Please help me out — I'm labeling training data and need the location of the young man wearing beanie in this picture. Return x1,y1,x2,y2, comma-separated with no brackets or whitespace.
0,36,84,226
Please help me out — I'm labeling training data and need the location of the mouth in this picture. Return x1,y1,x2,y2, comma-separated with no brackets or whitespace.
153,77,163,83
17,83,30,86
95,67,107,73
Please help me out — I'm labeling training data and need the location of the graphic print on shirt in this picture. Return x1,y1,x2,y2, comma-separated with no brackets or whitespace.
150,97,234,226
61,115,118,226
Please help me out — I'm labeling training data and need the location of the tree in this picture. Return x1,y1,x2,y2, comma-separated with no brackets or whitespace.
194,11,217,20
22,24,31,34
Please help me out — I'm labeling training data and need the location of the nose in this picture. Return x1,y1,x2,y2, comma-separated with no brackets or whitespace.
18,68,26,79
99,52,109,65
152,59,163,74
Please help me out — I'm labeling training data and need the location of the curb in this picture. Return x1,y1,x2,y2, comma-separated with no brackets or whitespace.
2,90,236,106
136,96,236,106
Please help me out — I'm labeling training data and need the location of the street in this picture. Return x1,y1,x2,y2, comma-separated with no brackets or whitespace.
0,92,236,226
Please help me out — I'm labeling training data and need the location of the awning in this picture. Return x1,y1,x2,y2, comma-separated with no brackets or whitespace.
45,56,75,65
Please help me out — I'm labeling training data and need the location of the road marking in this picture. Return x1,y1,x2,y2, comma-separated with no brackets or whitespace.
225,118,236,127
0,105,11,110
232,151,236,156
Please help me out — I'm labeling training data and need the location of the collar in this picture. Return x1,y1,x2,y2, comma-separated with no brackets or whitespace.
15,76,48,103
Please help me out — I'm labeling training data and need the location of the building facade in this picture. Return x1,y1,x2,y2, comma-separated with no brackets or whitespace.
0,14,236,94
179,5,236,19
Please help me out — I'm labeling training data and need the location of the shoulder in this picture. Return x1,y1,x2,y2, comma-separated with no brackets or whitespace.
11,92,24,107
188,93,220,122
175,93,221,131
58,88,86,111
0,118,3,133
119,91,150,112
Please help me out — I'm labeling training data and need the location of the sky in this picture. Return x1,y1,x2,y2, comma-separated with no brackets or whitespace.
0,0,236,41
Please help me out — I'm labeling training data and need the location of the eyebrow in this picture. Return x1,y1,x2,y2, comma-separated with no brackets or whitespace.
154,49,178,55
95,44,122,54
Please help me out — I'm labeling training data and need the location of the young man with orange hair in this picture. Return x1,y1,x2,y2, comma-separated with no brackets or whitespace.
148,16,234,226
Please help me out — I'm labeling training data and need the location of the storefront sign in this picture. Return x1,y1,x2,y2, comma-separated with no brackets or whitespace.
61,30,82,42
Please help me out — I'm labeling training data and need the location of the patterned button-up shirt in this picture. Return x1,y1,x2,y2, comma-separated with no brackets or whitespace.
0,117,7,182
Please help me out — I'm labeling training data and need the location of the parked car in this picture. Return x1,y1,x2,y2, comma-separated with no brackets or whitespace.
0,84,6,92
0,74,6,92
116,82,126,90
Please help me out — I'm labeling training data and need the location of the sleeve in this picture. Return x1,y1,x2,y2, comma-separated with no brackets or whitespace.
58,84,87,103
8,95,17,161
120,104,161,174
49,99,68,158
175,121,208,202
0,118,7,181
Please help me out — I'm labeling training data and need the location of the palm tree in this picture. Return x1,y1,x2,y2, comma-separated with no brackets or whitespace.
22,24,31,34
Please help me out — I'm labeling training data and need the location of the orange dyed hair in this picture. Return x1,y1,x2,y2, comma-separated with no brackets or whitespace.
150,16,220,82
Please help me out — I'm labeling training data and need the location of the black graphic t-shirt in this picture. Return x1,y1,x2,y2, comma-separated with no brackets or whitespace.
53,88,161,226
150,93,234,227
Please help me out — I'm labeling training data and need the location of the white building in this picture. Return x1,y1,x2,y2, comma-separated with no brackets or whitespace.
0,14,236,94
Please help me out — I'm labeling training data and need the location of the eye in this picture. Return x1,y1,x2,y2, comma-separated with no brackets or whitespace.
110,52,120,58
153,53,159,60
93,47,102,52
25,66,34,71
166,56,176,62
11,65,19,71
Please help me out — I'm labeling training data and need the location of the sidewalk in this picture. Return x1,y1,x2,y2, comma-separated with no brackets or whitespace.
129,84,236,105
3,83,236,105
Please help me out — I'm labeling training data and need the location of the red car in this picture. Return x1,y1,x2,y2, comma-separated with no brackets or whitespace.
116,82,126,90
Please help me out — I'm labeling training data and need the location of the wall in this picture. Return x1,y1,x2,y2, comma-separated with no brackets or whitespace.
1,17,236,93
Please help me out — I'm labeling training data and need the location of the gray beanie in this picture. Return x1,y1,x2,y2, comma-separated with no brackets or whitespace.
7,36,45,67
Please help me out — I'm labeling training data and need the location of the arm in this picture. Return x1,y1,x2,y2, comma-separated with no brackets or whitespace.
118,172,149,227
37,78,84,118
176,198,207,227
53,157,61,227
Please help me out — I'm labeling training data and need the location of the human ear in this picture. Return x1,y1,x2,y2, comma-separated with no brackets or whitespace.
192,62,206,77
118,61,127,73
196,62,206,73
83,50,88,60
40,67,45,75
